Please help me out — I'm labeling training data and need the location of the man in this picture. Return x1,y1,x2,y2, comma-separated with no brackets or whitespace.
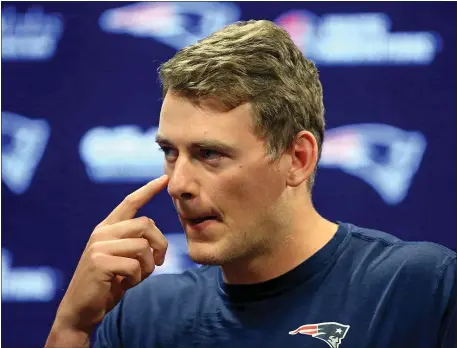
46,20,456,348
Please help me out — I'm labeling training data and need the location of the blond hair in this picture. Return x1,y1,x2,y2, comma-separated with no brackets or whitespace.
159,20,325,190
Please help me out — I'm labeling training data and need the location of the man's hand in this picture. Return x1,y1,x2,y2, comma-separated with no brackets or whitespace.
45,175,170,347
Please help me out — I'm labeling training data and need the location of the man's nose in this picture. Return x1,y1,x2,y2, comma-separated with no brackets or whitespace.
167,156,198,200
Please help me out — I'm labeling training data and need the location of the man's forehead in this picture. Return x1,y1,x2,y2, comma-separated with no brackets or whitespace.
159,110,253,135
157,118,230,142
157,94,260,148
160,92,253,121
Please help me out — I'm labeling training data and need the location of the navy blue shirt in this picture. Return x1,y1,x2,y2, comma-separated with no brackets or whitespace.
94,222,456,348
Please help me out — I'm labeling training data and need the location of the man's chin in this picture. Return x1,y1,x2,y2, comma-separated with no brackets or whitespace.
189,255,223,266
187,240,230,266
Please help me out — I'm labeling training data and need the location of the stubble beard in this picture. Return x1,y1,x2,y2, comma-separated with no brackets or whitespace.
186,224,275,267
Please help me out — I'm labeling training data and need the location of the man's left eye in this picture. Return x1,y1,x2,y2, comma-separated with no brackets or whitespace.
200,149,221,160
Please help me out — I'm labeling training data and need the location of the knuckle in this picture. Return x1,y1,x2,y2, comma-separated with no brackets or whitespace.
124,194,140,209
139,238,150,250
89,251,104,267
87,241,103,253
89,230,102,242
90,224,109,240
137,216,150,228
94,221,106,230
144,253,155,269
145,263,155,275
130,260,141,273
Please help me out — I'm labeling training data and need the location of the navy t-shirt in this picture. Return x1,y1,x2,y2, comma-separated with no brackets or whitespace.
94,222,456,348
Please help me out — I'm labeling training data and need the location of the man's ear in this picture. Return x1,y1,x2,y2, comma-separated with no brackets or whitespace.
285,131,318,187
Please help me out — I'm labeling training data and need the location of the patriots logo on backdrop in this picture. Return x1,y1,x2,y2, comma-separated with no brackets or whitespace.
99,2,240,50
2,111,51,194
289,322,350,348
319,123,427,205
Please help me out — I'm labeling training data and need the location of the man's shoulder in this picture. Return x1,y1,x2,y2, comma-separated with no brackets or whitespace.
344,222,456,282
346,222,455,256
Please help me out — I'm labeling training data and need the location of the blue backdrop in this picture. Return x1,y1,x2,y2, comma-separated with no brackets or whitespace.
2,2,456,347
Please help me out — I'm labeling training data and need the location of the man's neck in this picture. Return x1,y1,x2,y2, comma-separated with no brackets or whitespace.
221,211,338,285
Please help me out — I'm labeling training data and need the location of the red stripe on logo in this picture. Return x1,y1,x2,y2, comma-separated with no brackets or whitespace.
289,324,318,335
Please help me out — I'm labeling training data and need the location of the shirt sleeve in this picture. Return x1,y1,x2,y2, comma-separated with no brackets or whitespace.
437,256,457,348
92,300,124,348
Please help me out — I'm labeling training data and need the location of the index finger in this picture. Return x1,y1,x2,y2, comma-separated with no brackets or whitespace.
100,175,169,227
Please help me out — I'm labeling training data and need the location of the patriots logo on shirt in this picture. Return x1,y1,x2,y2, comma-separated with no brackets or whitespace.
289,322,350,348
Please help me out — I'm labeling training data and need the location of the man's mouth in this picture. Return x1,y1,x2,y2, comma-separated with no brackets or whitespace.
187,215,221,225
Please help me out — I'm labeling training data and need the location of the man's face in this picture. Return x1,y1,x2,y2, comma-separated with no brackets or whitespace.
157,93,291,265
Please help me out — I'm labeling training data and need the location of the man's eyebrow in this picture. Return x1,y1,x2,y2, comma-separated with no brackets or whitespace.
192,140,237,153
155,135,237,153
155,134,172,146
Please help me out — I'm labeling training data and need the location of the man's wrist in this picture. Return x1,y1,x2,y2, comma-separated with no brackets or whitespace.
45,325,91,348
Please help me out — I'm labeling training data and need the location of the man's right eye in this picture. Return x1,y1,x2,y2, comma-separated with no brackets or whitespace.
158,146,178,159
